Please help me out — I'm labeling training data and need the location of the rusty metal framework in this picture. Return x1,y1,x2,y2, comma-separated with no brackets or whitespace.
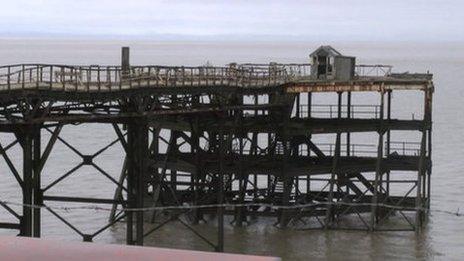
0,47,433,251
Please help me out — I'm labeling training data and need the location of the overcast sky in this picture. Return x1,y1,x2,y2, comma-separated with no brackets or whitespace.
0,0,462,41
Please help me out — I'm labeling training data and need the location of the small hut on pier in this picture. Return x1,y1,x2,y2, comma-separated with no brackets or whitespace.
310,45,355,81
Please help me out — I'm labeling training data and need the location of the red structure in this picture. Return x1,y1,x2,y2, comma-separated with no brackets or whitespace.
0,237,280,261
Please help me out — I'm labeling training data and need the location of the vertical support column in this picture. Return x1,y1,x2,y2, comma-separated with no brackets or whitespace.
122,48,133,244
278,91,293,228
236,136,246,226
192,114,202,224
267,131,272,189
126,119,148,245
137,122,147,245
216,129,225,252
325,92,342,228
279,129,291,228
325,133,340,229
267,92,274,193
136,121,148,245
21,129,33,237
253,94,258,198
170,95,179,194
18,125,42,237
416,86,433,229
306,92,312,196
33,127,41,237
416,130,426,230
346,91,351,156
292,95,300,196
425,87,433,210
371,89,385,231
307,92,312,119
170,130,178,193
386,91,392,198
345,92,351,196
236,97,247,226
251,132,258,198
148,127,160,223
426,129,432,210
126,124,134,245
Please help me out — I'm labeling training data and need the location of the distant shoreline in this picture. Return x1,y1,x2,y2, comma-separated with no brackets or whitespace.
0,35,462,45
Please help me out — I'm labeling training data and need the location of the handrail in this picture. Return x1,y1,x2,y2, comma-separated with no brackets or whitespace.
229,139,421,157
355,64,393,77
303,143,377,156
0,63,294,91
299,104,381,118
298,141,421,157
0,63,395,92
388,141,421,156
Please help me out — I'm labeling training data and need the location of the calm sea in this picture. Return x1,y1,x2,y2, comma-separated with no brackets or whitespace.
0,39,463,260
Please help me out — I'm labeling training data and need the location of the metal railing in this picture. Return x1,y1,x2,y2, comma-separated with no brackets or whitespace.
0,63,299,92
299,104,381,118
299,141,421,157
0,63,399,92
237,63,312,80
355,64,392,77
300,143,377,156
229,140,421,157
388,141,421,156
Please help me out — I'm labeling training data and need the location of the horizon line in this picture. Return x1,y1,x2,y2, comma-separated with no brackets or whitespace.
0,31,462,44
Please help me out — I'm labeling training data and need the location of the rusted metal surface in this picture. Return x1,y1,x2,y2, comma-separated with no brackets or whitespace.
284,78,432,93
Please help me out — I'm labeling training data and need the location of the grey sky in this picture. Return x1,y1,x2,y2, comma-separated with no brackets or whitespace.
0,0,462,41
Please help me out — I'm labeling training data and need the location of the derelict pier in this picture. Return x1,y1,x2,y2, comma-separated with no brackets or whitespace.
0,46,433,251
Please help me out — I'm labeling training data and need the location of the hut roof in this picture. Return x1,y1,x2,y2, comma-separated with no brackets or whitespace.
309,45,342,57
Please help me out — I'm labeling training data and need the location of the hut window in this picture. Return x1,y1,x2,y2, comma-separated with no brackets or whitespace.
317,55,327,77
327,57,334,74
